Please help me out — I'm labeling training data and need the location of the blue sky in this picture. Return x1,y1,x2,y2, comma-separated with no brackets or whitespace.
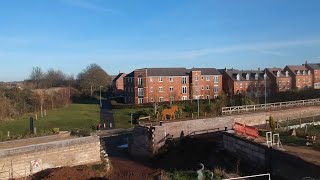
1,0,320,81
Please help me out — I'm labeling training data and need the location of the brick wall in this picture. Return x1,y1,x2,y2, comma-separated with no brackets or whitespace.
0,136,101,180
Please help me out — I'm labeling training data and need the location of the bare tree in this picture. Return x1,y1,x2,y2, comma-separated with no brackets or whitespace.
77,64,112,96
29,66,44,88
45,68,66,88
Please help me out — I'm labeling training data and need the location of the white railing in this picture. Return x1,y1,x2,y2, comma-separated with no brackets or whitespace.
222,98,320,115
223,173,271,180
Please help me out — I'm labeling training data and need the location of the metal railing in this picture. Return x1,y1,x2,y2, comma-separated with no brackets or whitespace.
223,173,271,180
222,98,320,115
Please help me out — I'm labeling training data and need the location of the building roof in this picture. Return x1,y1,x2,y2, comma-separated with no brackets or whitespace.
125,71,134,78
190,68,221,75
225,70,265,81
306,63,320,70
112,73,126,82
266,68,290,78
285,65,310,75
146,68,188,76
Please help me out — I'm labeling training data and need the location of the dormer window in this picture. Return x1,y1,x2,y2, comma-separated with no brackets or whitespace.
255,73,258,80
285,71,289,77
303,70,306,75
308,70,311,75
277,71,280,77
236,74,240,81
297,70,300,75
246,73,250,80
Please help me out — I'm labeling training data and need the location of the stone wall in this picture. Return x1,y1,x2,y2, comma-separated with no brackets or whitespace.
223,133,267,168
0,136,101,180
223,133,320,179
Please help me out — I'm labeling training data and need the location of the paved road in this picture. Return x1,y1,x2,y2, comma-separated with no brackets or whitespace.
100,100,115,129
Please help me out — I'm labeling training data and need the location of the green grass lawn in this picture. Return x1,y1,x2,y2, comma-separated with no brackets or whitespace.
112,108,139,129
0,104,100,140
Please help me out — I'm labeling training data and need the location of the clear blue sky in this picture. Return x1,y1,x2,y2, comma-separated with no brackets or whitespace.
1,0,320,81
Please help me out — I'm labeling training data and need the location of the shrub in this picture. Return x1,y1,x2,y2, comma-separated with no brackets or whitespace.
52,128,60,134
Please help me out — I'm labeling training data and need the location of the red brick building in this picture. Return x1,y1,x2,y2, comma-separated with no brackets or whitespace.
188,68,222,99
305,63,320,89
112,73,126,96
284,65,313,90
124,67,223,104
265,68,292,93
222,69,267,97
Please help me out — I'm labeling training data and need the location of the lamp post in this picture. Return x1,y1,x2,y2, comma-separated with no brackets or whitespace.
100,86,103,108
264,73,267,105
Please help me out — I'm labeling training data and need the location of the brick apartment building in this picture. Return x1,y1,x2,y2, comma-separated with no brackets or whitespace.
112,72,126,96
222,69,267,97
284,65,313,90
265,68,292,93
188,68,222,99
305,63,320,89
124,67,223,104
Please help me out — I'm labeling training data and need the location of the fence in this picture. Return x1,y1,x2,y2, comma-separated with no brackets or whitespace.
234,122,259,139
222,98,320,115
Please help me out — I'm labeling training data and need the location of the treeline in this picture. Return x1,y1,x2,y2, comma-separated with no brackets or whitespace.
0,63,112,121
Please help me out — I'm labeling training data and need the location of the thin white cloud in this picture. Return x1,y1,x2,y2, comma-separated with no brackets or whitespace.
60,0,118,14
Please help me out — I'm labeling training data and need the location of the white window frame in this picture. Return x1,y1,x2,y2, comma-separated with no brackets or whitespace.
206,85,210,90
182,77,187,84
159,87,163,92
138,98,143,104
214,76,219,83
150,87,153,92
169,86,174,92
159,76,163,82
182,86,187,94
201,86,204,90
159,97,164,102
138,88,144,96
169,77,174,82
206,76,210,81
195,76,198,81
214,85,219,93
138,77,143,86
150,77,153,82
182,96,187,100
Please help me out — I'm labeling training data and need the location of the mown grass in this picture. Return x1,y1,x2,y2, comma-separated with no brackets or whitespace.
0,104,100,140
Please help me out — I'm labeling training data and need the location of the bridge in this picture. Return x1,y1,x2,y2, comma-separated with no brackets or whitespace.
129,104,320,159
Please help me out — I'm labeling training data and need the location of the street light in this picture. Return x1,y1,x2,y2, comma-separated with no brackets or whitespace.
100,86,103,108
264,73,267,105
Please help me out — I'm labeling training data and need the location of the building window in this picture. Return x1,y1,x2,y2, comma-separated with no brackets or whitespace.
131,78,133,82
159,77,163,82
206,95,210,99
138,77,143,86
182,77,187,84
214,95,218,99
150,77,153,82
159,87,163,92
169,86,174,92
159,97,164,102
169,77,174,82
206,85,210,90
201,86,204,90
150,87,153,92
214,85,219,93
206,76,210,81
182,86,187,94
138,98,143,104
195,76,198,81
150,97,154,102
138,88,144,96
182,96,187,100
201,76,204,80
214,76,219,83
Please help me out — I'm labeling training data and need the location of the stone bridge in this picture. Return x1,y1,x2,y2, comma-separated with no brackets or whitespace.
129,105,320,158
